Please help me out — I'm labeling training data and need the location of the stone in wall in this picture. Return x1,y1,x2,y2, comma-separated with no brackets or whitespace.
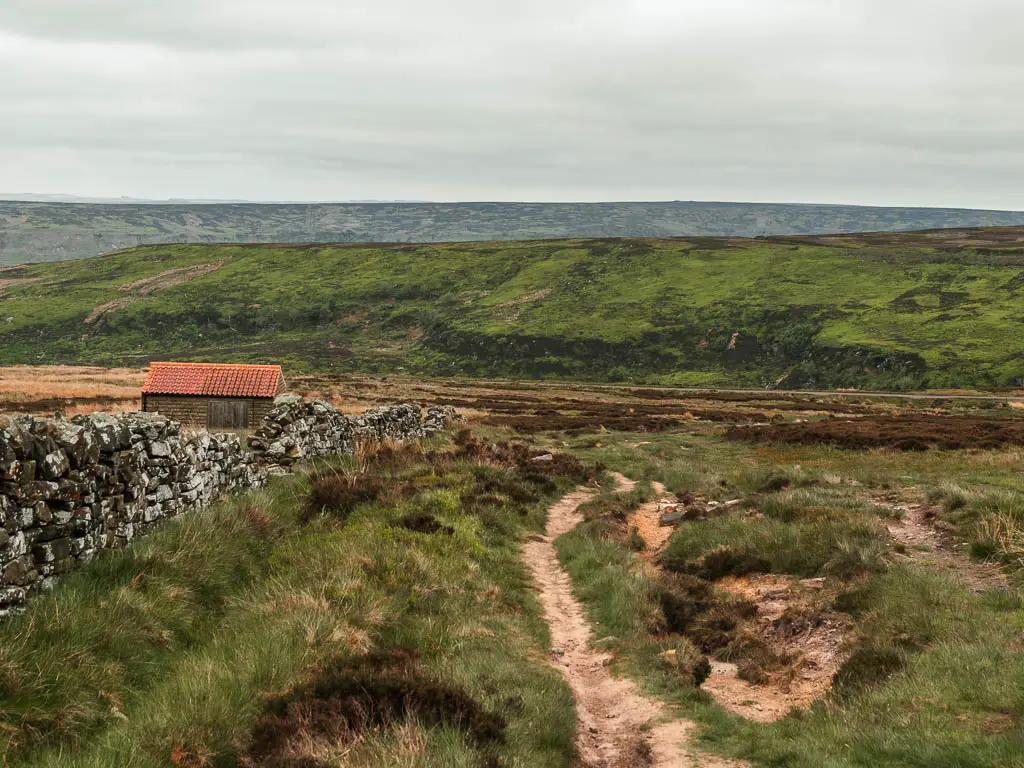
246,398,463,466
422,405,461,433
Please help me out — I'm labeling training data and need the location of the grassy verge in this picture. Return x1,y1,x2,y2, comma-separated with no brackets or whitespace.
0,433,594,767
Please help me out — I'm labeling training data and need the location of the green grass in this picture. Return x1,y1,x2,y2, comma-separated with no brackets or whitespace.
929,484,1024,565
557,429,1024,767
661,513,891,579
0,439,583,767
718,568,1024,768
3,234,1024,387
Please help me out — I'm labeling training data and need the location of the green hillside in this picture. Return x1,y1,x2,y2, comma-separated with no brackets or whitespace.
2,228,1024,389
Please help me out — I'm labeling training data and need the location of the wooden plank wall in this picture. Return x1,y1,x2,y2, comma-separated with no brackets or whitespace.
143,396,276,427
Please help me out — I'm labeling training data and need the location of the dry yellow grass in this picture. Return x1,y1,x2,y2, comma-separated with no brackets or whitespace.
0,365,144,416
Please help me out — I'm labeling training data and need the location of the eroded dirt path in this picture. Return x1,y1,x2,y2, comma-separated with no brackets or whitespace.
872,492,1008,593
523,479,743,767
626,479,674,560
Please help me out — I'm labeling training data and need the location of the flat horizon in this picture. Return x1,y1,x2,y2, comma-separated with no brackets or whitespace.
4,194,1024,214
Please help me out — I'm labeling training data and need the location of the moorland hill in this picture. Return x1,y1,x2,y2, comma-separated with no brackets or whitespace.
2,227,1024,390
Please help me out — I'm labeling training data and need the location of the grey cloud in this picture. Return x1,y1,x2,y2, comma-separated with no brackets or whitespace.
2,0,1024,206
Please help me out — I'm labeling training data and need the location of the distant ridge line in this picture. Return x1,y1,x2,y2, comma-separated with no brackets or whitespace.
6,199,1024,265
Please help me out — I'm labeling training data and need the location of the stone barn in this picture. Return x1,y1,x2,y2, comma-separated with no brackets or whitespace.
141,362,286,428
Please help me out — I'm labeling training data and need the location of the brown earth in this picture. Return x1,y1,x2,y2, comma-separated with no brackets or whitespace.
626,483,852,724
498,287,552,307
704,575,852,723
523,481,744,768
626,480,674,559
727,414,1024,450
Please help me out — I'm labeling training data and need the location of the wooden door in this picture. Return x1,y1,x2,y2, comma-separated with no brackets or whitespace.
207,400,251,429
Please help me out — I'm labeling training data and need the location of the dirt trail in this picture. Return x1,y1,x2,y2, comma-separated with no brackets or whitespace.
523,477,743,767
627,480,673,559
875,494,1008,593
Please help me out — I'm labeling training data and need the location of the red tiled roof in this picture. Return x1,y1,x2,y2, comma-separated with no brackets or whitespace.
142,362,284,398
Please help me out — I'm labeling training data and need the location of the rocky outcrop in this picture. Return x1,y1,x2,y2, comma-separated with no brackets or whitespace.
0,398,462,617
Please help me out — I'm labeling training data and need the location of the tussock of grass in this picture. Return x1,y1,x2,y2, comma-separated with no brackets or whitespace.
931,484,1024,566
733,464,824,495
757,486,889,522
661,513,890,580
577,484,649,522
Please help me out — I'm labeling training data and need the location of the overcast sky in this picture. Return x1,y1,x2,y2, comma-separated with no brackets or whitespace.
1,0,1022,207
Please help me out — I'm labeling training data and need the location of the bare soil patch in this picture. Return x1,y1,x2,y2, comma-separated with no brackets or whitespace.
117,260,228,295
627,481,675,558
498,287,552,307
728,414,1024,450
703,575,852,723
524,482,744,767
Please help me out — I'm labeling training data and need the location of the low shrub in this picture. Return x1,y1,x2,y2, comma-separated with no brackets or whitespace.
832,643,907,694
304,473,384,523
390,512,455,536
243,649,506,767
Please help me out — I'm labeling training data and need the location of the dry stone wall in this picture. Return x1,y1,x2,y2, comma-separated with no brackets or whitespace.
0,398,461,616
